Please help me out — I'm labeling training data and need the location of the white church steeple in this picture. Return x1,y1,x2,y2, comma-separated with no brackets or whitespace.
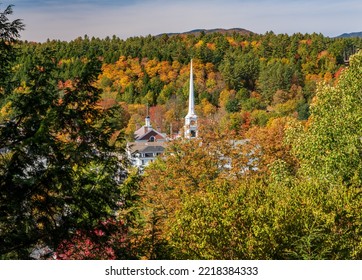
184,60,198,139
187,60,195,117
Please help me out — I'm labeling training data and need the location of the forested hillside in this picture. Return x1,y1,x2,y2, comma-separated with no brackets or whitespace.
16,30,361,137
2,4,362,260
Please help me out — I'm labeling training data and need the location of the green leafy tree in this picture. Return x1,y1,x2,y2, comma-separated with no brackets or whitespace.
225,98,240,113
287,50,362,186
169,179,362,259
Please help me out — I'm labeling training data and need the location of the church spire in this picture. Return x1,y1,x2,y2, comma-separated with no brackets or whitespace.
187,59,195,117
184,59,198,139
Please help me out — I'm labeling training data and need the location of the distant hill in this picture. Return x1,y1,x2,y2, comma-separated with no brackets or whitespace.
158,28,254,37
336,32,362,38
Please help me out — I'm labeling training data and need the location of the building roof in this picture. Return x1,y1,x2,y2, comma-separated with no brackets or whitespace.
134,125,167,141
127,141,167,155
134,125,150,140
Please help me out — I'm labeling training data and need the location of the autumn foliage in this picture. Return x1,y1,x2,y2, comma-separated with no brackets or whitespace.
2,5,362,259
56,220,127,260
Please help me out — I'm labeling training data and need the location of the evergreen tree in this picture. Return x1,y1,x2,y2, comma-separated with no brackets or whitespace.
0,44,127,259
0,4,25,90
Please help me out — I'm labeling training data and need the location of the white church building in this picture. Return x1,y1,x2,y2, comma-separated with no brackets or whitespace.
127,60,198,169
126,115,168,169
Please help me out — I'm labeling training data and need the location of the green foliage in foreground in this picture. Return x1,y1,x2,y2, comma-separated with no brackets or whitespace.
168,179,362,259
287,50,362,186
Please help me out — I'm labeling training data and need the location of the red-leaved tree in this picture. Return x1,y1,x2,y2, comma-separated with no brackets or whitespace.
55,219,128,260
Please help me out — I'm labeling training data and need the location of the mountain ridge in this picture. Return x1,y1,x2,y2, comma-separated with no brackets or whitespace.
159,29,362,38
158,28,254,37
336,31,362,38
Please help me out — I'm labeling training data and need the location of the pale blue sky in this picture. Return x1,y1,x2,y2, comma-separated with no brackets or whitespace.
3,0,362,41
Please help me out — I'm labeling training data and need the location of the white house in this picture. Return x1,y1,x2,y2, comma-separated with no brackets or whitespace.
127,115,168,169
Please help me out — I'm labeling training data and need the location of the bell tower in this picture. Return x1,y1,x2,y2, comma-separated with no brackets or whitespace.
184,60,198,139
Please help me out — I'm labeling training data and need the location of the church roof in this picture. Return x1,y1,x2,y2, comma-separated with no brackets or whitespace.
127,141,167,155
134,125,150,140
134,127,167,141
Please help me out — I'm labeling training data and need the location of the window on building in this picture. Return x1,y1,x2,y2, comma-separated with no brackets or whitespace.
149,136,155,142
190,130,196,138
145,153,153,158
